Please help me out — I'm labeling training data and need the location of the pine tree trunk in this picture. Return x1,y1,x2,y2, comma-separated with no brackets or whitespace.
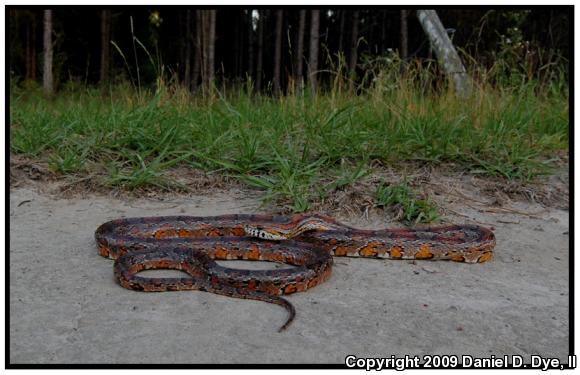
200,11,209,88
192,10,202,91
31,12,37,81
338,10,345,53
233,13,240,78
184,9,192,88
256,10,264,92
272,10,283,95
247,9,254,82
294,9,306,90
42,9,53,94
349,10,359,87
416,9,471,97
308,9,320,94
400,10,408,60
25,14,32,81
369,11,378,53
237,11,244,79
100,9,112,84
179,12,185,79
198,10,215,91
206,10,216,90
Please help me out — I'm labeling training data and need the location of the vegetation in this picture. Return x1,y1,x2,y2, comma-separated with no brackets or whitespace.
375,181,440,224
9,8,570,221
10,61,568,214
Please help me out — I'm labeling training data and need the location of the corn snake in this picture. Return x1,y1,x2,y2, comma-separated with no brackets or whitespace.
96,214,495,331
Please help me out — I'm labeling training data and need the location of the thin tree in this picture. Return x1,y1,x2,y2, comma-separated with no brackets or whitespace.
272,10,283,95
206,10,216,91
192,10,202,91
255,10,264,92
247,9,254,82
100,9,112,84
233,12,241,77
348,10,359,88
237,11,245,79
25,11,37,81
294,9,306,91
42,9,53,94
198,10,216,92
338,10,345,53
183,9,192,87
400,10,408,60
199,11,209,89
416,9,471,97
368,11,378,53
24,11,30,79
307,9,320,94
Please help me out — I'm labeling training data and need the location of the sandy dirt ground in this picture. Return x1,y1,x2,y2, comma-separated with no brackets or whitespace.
9,182,569,364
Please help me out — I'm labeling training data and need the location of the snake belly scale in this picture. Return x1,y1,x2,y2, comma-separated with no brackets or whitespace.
96,214,496,331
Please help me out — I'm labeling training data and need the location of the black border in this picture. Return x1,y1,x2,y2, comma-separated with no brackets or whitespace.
5,4,574,369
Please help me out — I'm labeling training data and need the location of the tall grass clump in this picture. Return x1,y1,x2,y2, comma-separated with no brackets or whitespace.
10,47,568,214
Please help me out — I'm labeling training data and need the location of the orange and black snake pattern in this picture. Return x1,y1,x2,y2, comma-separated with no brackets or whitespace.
96,214,496,331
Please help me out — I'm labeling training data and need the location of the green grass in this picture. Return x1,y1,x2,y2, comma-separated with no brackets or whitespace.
375,181,440,224
9,66,569,218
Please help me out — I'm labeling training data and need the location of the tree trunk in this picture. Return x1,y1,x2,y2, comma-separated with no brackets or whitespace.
31,13,37,81
42,9,53,94
247,9,254,82
308,10,320,94
30,12,38,81
198,10,216,91
294,9,306,91
200,11,209,88
233,13,241,78
416,9,471,97
179,12,185,79
192,10,202,91
256,10,264,92
400,10,408,60
206,10,216,90
100,9,112,84
237,11,244,79
25,13,33,81
184,9,192,87
338,10,345,53
272,10,283,95
349,10,359,86
369,11,378,53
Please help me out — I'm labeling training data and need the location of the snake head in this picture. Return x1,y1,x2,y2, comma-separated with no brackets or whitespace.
243,225,287,241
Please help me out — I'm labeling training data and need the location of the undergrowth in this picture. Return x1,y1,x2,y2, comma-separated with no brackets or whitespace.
375,181,440,224
9,55,569,220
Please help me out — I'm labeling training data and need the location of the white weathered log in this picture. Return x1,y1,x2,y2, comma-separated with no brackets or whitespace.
417,9,471,97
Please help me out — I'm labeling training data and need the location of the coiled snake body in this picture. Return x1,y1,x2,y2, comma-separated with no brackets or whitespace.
96,214,496,331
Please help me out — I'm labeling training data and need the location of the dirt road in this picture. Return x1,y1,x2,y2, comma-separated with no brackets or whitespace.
9,186,569,364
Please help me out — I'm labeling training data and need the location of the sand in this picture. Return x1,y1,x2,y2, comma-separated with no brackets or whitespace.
9,184,569,364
